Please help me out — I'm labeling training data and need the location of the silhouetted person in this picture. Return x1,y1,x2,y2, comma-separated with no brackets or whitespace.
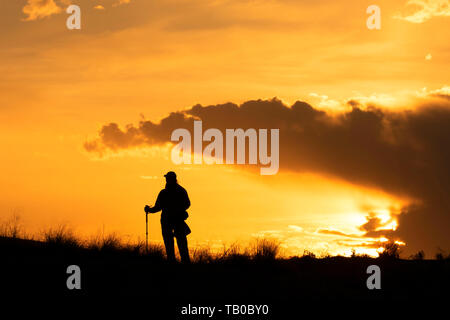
145,171,191,263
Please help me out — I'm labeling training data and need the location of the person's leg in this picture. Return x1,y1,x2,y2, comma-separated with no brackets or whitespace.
176,235,190,263
162,224,176,262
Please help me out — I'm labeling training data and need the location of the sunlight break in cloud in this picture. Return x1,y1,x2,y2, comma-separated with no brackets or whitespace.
394,0,450,23
416,85,450,98
22,0,63,21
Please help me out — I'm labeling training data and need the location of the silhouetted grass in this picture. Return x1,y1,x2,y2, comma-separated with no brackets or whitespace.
87,232,123,252
1,215,449,262
144,241,165,258
192,246,215,263
0,214,27,239
251,238,281,260
42,225,81,250
2,217,450,302
8,224,448,262
6,223,165,259
218,242,251,262
190,239,281,263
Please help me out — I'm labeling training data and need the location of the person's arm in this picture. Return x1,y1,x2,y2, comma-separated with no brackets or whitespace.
146,191,163,213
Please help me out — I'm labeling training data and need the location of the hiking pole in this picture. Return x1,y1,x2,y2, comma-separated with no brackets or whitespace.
145,212,149,254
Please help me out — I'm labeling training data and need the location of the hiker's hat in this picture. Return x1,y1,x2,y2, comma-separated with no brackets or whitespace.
164,171,177,179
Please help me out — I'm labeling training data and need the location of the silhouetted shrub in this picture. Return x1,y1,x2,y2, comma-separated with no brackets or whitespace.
410,250,425,260
378,242,401,259
435,248,448,260
350,249,371,259
302,250,316,259
318,250,331,259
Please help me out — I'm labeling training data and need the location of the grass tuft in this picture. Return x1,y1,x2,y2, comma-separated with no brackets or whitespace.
0,214,25,239
251,238,281,261
42,225,81,249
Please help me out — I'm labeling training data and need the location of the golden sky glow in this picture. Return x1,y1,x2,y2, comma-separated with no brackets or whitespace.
1,0,449,256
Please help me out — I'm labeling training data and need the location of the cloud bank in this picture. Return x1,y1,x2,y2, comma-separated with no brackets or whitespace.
395,0,450,23
22,0,133,21
22,0,63,21
85,93,450,253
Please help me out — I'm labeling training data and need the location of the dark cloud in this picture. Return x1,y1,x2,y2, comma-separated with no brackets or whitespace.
84,112,193,154
85,96,450,254
358,212,397,239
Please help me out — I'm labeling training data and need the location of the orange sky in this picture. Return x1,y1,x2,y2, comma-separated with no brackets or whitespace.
1,0,449,256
